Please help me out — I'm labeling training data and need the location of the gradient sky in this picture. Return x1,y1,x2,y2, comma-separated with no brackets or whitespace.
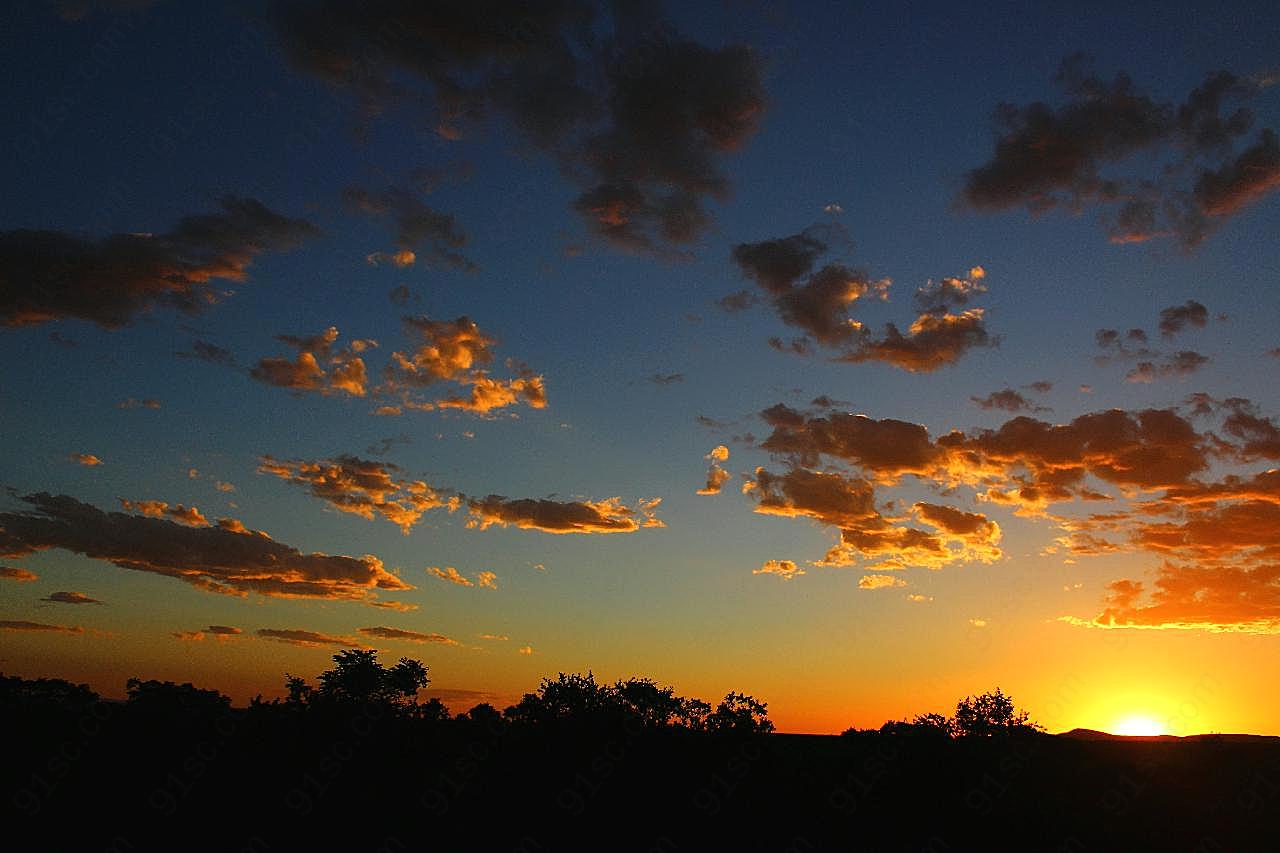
3,0,1280,736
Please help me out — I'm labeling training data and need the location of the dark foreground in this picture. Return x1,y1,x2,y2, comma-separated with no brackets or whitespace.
6,703,1280,852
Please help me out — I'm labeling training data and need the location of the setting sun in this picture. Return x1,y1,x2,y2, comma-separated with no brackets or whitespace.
1112,715,1169,737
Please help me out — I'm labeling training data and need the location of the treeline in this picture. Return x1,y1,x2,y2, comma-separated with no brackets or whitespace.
2,648,1038,738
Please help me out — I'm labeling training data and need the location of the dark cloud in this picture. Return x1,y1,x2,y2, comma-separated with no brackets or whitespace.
731,227,886,346
716,289,758,313
357,626,458,645
732,229,993,369
268,1,765,254
365,434,412,457
344,186,475,271
0,619,83,634
1193,128,1280,217
0,196,317,328
648,372,684,385
465,495,663,534
0,492,408,600
1158,300,1209,337
41,591,102,605
177,339,237,366
257,628,363,648
1125,351,1210,383
961,55,1277,246
971,389,1048,413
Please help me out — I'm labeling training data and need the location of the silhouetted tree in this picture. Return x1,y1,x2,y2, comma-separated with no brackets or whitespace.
705,692,774,734
287,649,431,713
951,688,1041,737
878,713,954,738
505,671,610,724
0,674,98,711
458,702,504,728
125,678,231,716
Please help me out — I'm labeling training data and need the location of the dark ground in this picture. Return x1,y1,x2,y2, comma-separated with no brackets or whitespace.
6,699,1280,852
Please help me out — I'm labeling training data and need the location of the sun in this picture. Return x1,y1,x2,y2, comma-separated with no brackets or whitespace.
1111,715,1168,737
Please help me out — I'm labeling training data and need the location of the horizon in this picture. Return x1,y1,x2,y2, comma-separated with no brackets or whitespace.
3,0,1280,739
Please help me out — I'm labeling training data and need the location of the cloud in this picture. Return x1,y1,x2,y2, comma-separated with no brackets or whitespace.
858,574,906,590
731,231,993,369
731,226,887,346
466,495,664,534
344,186,475,272
0,566,38,582
477,570,498,590
426,566,473,587
518,645,534,655
172,625,242,642
969,618,988,628
367,599,418,612
0,492,408,600
972,389,1048,413
381,315,548,414
1125,351,1210,383
256,628,363,648
176,340,236,366
840,309,994,373
1158,300,1209,337
960,56,1277,246
0,619,83,634
753,558,805,580
40,591,102,605
648,373,684,386
697,445,732,495
716,290,758,313
1193,128,1280,217
906,593,933,603
118,499,209,527
268,2,765,254
69,453,102,466
357,626,458,645
251,326,375,397
0,196,316,328
118,397,161,410
258,455,457,534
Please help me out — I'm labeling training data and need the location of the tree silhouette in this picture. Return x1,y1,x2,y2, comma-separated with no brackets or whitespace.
289,649,431,711
124,678,230,716
951,688,1041,737
705,692,774,734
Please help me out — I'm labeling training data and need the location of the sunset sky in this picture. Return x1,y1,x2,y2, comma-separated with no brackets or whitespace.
3,0,1280,736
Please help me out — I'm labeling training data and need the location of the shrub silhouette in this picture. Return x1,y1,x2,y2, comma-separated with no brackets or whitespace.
705,691,774,734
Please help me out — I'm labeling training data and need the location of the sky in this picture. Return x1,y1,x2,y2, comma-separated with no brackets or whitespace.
2,0,1279,736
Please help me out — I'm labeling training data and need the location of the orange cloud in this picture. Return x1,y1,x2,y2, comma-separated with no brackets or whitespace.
0,492,408,600
753,559,804,580
858,574,906,590
697,445,732,495
0,566,38,582
258,455,457,534
69,453,102,466
251,326,374,397
41,591,102,605
426,566,473,587
118,499,208,527
172,625,242,642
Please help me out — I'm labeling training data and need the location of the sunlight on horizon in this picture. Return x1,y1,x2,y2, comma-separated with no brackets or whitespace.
1110,714,1169,737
